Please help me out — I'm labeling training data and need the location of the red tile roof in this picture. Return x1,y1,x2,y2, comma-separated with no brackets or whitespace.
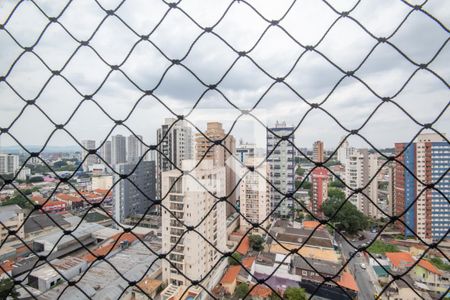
337,271,358,291
82,232,139,263
236,236,249,255
418,260,443,275
0,260,14,275
242,257,255,269
385,252,415,268
303,221,322,230
220,266,241,284
42,200,66,208
250,285,272,298
55,193,83,203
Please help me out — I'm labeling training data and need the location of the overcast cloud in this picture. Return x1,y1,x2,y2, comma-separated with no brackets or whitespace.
0,0,449,153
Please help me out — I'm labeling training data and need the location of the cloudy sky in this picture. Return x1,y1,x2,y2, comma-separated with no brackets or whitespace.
0,0,448,153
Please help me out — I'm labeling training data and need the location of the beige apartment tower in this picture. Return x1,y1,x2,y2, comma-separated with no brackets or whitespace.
161,159,227,291
239,157,270,232
194,122,237,217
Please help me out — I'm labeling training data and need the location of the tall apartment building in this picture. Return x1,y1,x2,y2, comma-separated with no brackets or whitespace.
311,168,329,216
337,137,355,167
156,118,193,199
111,134,127,166
239,157,270,231
195,122,236,217
127,134,144,163
267,121,295,216
313,140,324,163
311,141,328,216
81,140,97,172
345,149,379,217
161,159,227,289
100,141,112,165
394,133,449,240
0,153,19,175
113,161,156,223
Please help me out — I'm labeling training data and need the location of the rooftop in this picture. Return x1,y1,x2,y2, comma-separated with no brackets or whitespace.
24,213,70,234
40,238,161,300
385,252,415,268
236,236,250,255
418,259,443,275
0,205,22,222
220,265,241,284
337,271,358,292
292,255,342,276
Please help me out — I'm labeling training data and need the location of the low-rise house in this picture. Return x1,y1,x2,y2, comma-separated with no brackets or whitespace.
385,276,432,300
385,252,415,272
54,193,84,209
411,259,449,294
290,255,341,283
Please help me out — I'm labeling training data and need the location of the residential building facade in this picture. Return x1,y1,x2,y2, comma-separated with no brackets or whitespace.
267,121,295,216
195,122,236,217
394,133,450,240
113,161,156,222
161,160,227,289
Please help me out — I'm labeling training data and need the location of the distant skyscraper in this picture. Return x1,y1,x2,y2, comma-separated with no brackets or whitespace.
161,159,226,290
100,140,112,165
313,140,324,163
127,134,143,163
394,132,450,240
236,140,256,163
267,121,295,216
81,140,97,172
311,168,329,216
0,153,19,175
113,161,156,223
195,122,236,217
156,118,193,198
239,157,270,232
111,135,126,166
345,149,379,217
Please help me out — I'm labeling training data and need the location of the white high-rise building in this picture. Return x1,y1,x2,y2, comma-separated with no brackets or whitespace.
81,140,97,172
111,135,126,166
0,153,19,175
161,159,227,290
267,121,295,217
239,157,270,232
345,149,379,217
127,134,143,163
156,118,193,198
337,137,355,167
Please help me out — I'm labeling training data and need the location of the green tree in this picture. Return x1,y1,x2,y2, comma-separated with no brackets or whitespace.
1,194,33,209
0,278,19,299
367,240,399,254
295,181,311,190
329,180,345,189
283,287,307,300
322,198,368,235
234,283,249,299
429,257,450,272
328,187,345,200
295,166,305,176
229,252,242,265
28,176,44,183
248,234,265,251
